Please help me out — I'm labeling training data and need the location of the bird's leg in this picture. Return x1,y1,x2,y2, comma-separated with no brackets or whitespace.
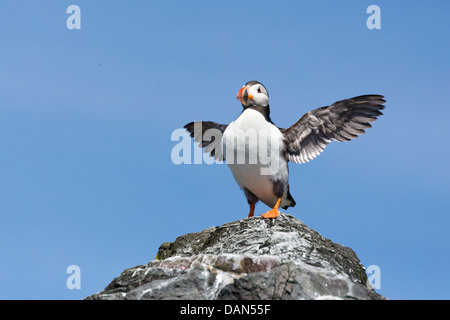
261,198,281,219
248,204,255,217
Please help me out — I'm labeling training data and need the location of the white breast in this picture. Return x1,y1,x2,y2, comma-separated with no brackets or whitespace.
222,109,289,208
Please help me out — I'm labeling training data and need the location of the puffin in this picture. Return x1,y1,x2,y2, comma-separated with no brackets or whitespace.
184,81,385,219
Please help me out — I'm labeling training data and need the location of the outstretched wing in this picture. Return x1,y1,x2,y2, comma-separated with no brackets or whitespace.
184,121,228,161
281,95,386,164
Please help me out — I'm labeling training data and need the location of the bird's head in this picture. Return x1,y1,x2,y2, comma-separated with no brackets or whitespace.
236,81,269,108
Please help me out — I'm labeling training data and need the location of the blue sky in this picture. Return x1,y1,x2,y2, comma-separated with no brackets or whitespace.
0,1,449,299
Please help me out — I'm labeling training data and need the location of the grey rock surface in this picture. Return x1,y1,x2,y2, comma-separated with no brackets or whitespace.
86,213,384,300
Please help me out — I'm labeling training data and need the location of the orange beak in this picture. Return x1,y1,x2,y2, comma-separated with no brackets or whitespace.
236,86,246,104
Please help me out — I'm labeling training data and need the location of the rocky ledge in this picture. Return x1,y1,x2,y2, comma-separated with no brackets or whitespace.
86,213,384,300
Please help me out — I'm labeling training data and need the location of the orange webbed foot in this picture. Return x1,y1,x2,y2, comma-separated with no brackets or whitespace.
261,209,279,219
261,198,282,219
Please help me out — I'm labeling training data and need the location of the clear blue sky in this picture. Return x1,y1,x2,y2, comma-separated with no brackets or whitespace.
0,1,449,300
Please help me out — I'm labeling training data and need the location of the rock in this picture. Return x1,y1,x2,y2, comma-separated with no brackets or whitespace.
86,213,385,300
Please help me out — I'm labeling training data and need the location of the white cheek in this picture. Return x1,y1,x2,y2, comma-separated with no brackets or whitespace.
254,94,269,106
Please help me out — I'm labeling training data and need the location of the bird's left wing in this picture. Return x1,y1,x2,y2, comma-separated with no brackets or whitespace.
280,95,386,164
184,121,228,161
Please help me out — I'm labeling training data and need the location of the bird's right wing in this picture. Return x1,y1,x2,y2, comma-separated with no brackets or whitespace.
184,121,228,161
280,95,386,164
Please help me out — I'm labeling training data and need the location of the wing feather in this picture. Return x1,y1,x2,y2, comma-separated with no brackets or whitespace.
281,95,385,164
184,121,228,160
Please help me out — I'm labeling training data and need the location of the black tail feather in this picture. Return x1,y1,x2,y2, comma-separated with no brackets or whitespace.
282,191,296,210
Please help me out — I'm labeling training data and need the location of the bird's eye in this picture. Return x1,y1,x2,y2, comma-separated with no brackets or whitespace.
257,87,262,93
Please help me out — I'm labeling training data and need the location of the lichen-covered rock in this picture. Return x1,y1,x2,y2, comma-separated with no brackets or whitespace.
86,213,384,300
